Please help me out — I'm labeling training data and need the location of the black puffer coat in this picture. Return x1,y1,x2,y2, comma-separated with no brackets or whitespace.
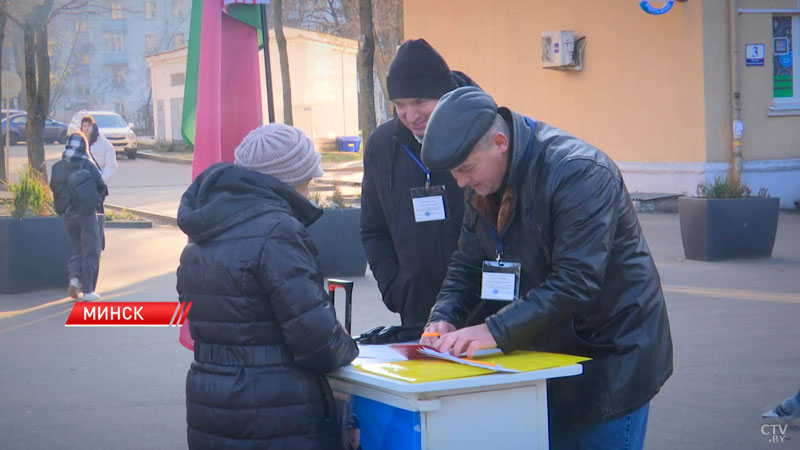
360,71,478,326
177,163,359,449
428,109,673,428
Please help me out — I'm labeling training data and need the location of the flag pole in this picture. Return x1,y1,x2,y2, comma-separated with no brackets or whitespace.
261,4,276,123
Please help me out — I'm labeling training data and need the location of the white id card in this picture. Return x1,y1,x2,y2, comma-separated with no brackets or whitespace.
481,261,521,301
410,185,448,222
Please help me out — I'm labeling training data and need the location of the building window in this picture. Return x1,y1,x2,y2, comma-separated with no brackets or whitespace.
114,69,126,85
77,52,90,65
145,1,156,19
77,85,90,97
170,72,185,86
75,18,88,32
111,4,122,19
104,31,124,52
173,0,184,17
773,16,799,104
146,34,159,52
115,101,127,118
173,33,185,49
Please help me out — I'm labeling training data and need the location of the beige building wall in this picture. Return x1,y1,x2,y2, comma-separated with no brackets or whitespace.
260,28,359,145
146,48,188,142
404,0,706,164
404,0,800,206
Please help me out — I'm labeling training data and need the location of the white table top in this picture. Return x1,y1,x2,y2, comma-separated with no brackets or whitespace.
328,359,583,394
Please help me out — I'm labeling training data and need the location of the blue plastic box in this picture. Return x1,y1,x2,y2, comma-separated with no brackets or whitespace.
336,136,362,152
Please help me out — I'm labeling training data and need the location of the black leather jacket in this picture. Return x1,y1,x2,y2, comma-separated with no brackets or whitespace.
177,163,358,449
428,109,673,427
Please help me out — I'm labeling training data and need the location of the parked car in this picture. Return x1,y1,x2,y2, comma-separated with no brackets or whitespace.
1,108,25,117
68,110,138,159
1,113,68,145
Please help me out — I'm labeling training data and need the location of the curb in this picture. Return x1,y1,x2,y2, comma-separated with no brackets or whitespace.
137,152,193,165
105,204,177,226
105,220,153,229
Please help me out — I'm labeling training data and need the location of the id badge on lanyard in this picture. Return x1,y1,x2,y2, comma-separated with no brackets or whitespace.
481,260,521,301
478,117,537,301
411,185,448,222
402,144,448,222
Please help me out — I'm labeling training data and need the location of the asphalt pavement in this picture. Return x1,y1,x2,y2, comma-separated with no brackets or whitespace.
1,144,799,449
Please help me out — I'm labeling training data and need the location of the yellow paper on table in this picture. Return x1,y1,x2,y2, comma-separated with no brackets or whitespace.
354,351,590,383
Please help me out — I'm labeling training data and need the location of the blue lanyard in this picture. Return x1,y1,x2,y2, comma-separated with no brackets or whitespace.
489,117,537,262
490,228,504,262
401,144,432,188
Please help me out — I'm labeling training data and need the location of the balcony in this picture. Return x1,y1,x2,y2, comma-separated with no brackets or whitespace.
102,19,126,32
103,52,128,65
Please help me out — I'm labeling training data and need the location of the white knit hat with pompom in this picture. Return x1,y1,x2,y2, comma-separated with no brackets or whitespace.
234,124,323,185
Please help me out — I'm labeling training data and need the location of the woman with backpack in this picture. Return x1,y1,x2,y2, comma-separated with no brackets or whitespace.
50,132,107,301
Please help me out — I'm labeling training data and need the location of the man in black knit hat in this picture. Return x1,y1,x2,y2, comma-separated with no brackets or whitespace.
359,39,481,330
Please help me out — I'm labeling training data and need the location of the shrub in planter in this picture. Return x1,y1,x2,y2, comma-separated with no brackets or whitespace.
1,167,71,293
4,166,53,218
679,177,779,261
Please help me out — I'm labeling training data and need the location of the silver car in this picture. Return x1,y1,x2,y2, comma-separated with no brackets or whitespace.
68,110,138,159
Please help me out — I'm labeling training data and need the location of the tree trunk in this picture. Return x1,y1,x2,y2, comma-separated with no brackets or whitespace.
23,0,52,181
372,27,388,120
357,0,376,140
274,0,293,125
0,5,7,183
11,31,25,111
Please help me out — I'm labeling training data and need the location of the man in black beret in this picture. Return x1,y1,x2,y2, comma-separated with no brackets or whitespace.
419,86,673,449
359,39,482,331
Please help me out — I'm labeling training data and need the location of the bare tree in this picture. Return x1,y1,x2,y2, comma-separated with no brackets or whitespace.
0,0,8,183
372,0,402,120
6,0,55,180
274,0,293,125
356,0,376,139
6,0,103,180
47,14,82,117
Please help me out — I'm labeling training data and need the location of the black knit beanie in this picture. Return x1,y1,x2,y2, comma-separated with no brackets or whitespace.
387,39,456,100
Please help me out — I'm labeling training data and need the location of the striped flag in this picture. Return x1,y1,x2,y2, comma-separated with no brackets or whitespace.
181,0,268,179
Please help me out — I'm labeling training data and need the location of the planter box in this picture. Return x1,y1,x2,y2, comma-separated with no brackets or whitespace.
308,208,367,277
0,216,71,294
678,197,780,261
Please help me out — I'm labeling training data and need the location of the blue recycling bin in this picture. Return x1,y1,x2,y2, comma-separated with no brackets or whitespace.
336,136,362,152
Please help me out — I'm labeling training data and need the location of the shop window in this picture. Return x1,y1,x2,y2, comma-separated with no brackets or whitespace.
772,15,800,115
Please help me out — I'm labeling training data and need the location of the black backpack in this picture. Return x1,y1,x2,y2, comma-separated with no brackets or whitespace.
67,160,100,215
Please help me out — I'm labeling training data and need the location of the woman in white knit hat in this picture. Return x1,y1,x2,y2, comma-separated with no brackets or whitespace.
176,124,358,449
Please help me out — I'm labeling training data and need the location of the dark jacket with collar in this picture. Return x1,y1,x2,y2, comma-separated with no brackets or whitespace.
360,71,477,326
177,163,358,449
428,109,673,427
